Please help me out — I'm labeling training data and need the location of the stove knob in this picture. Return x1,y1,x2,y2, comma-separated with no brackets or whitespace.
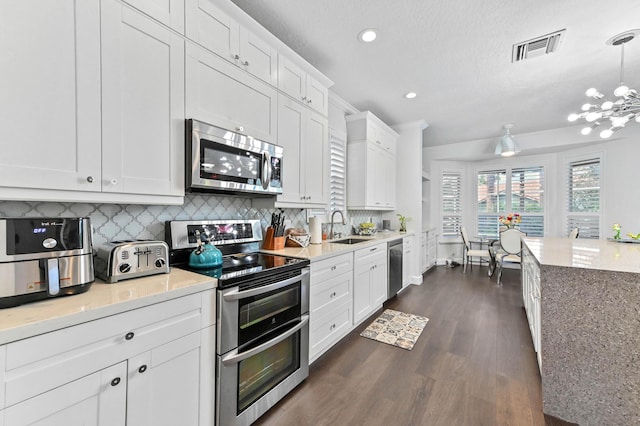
154,258,166,268
119,263,131,274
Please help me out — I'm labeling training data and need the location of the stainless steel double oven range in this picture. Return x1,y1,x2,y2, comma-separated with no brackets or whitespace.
166,219,310,426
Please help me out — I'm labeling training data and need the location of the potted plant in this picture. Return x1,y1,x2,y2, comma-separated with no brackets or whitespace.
397,214,409,232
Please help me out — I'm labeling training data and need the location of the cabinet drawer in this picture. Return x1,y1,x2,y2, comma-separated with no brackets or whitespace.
310,270,351,313
310,298,351,361
354,243,387,263
4,293,204,407
310,252,353,285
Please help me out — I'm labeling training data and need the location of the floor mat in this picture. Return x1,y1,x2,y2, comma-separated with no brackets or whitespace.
360,309,429,350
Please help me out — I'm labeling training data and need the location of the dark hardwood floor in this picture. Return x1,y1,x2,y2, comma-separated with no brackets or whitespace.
254,266,553,426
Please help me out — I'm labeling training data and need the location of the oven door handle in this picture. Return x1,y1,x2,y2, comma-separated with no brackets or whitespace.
222,269,309,301
221,314,309,366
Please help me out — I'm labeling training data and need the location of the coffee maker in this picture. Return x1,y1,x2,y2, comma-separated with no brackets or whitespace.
0,217,95,308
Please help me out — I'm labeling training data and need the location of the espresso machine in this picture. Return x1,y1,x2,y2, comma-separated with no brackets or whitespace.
0,217,95,308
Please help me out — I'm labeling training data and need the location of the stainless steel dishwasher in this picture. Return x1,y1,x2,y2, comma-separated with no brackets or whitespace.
388,239,403,299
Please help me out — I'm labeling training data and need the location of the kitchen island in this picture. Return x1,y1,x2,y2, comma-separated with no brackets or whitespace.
522,237,640,425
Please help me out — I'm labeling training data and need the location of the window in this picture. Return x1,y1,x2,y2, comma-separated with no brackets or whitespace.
511,166,544,237
329,129,346,212
441,171,462,237
567,158,600,238
477,169,506,239
476,166,545,239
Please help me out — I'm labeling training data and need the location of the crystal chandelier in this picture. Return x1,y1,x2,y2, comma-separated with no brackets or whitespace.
568,29,640,138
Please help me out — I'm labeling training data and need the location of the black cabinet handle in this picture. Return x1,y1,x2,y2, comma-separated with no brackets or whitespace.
138,365,147,374
111,377,121,387
125,332,135,340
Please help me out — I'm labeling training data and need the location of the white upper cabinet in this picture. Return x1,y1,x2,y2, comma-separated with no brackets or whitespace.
185,0,277,85
274,95,329,207
101,0,184,196
346,111,398,210
186,42,278,143
278,54,328,116
0,0,102,193
123,0,185,33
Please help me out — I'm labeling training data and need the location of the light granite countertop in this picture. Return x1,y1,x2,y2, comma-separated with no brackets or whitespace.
261,231,411,261
0,268,216,345
522,236,640,273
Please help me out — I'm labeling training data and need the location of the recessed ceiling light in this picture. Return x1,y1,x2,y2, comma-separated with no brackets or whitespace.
404,92,417,99
358,29,377,43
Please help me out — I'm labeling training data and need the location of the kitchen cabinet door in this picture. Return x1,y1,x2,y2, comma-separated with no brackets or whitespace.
239,28,278,86
274,95,329,208
185,0,239,62
353,262,373,325
3,362,127,426
403,236,414,287
278,55,328,116
101,0,184,196
353,244,387,324
127,331,203,426
305,74,329,116
371,256,388,307
123,0,185,33
0,0,102,193
186,43,277,143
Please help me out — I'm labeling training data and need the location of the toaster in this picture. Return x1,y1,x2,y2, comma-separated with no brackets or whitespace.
94,240,169,283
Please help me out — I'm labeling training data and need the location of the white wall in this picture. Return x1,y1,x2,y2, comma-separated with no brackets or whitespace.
389,120,428,284
424,125,640,262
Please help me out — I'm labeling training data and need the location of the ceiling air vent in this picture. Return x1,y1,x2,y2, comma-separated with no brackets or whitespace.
512,29,565,62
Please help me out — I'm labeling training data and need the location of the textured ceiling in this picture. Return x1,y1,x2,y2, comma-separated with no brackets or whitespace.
230,0,640,147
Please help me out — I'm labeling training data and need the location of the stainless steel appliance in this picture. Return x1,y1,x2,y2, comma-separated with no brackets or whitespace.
388,239,403,299
186,119,283,196
0,217,94,308
94,240,169,283
165,219,310,426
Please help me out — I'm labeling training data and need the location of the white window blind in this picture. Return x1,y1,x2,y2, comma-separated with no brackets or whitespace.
329,130,346,212
567,158,600,238
511,166,544,237
441,171,462,237
477,170,506,239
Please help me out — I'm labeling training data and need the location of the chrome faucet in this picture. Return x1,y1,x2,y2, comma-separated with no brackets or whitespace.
329,210,346,240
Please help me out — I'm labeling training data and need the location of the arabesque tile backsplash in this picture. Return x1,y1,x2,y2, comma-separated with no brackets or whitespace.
0,195,382,246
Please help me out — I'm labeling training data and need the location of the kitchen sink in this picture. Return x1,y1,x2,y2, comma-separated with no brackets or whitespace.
330,238,370,245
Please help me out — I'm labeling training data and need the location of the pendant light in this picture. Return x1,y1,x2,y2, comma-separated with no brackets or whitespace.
494,124,521,157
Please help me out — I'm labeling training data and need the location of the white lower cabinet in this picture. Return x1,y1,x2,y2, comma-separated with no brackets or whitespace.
522,244,541,372
1,291,215,426
4,362,128,426
353,243,388,325
427,232,437,270
420,233,428,273
309,253,353,363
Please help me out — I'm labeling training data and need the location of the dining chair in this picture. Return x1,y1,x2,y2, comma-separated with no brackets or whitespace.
495,228,526,285
460,226,491,274
568,227,579,238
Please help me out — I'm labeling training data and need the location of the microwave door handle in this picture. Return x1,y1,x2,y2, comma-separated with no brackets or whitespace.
222,269,310,301
261,151,271,190
221,314,309,366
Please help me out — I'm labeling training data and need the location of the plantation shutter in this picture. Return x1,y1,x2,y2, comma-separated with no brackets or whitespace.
567,159,600,238
441,171,462,237
477,169,506,239
511,166,544,237
329,130,346,212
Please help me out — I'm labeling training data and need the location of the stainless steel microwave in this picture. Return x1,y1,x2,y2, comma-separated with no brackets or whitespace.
186,119,283,196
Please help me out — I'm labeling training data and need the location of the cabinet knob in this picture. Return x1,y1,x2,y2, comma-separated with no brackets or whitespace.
138,365,148,374
125,331,135,340
302,96,307,101
308,99,312,104
110,178,118,185
86,176,94,183
233,54,240,60
243,60,249,66
236,126,244,132
330,265,336,271
111,377,121,387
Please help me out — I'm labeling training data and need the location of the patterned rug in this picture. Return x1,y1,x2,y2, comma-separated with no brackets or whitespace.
360,309,429,350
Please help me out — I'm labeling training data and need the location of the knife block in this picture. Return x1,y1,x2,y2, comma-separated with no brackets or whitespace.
263,227,285,250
